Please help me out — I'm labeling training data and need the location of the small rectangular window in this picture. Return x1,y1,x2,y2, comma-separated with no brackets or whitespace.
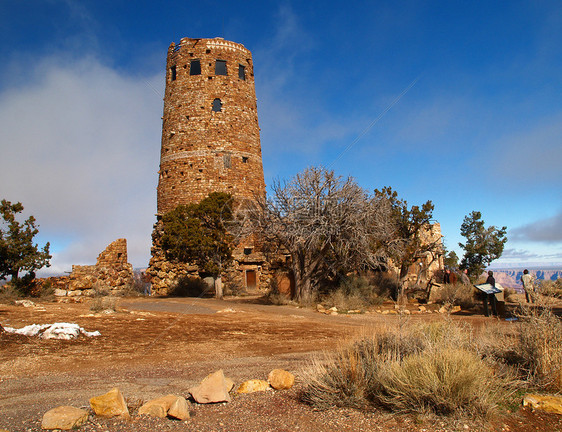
238,64,246,80
224,154,231,169
170,65,177,81
212,98,222,112
242,156,249,163
215,60,227,75
190,60,201,75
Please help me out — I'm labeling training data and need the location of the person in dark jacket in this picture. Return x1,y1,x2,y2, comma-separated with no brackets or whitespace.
484,270,498,317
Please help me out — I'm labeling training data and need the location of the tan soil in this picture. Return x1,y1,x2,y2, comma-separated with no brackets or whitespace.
1,296,561,432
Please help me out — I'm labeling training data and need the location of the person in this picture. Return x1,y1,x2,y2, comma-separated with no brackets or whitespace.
484,270,498,317
460,268,470,285
443,269,451,284
521,269,535,303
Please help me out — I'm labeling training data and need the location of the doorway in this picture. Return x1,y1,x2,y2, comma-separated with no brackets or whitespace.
245,270,257,290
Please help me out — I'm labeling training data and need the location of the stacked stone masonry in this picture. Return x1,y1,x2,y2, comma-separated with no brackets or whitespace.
54,239,134,297
149,37,268,295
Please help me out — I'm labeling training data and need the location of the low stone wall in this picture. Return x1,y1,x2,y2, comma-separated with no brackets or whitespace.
54,239,134,298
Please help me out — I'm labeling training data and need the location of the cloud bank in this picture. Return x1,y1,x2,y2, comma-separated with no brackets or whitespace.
511,210,562,243
0,55,163,274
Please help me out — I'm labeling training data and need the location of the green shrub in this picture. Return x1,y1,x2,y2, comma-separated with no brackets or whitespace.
169,276,210,297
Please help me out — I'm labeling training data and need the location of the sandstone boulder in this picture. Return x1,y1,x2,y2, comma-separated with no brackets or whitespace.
168,396,190,420
89,387,130,418
268,369,295,390
41,406,89,430
523,394,562,415
189,370,232,403
53,289,67,297
138,394,185,418
237,379,270,394
138,395,174,418
225,377,235,392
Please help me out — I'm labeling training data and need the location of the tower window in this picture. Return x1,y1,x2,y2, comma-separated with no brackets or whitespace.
170,65,177,81
190,60,201,75
242,156,249,163
215,60,227,75
224,154,231,169
212,98,222,112
238,64,246,80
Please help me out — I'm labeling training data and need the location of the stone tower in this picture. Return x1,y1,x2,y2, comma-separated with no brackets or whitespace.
157,37,265,214
148,37,268,295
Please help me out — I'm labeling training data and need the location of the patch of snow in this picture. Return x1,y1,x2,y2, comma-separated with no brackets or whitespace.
4,322,101,339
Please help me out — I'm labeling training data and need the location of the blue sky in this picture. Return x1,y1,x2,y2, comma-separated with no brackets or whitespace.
1,0,561,274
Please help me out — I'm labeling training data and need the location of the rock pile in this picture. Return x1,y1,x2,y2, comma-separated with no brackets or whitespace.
38,368,295,430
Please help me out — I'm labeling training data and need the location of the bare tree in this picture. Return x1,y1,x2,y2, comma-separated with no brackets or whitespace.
248,167,393,303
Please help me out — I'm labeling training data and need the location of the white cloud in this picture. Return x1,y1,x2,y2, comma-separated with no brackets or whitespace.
0,55,163,273
511,210,562,243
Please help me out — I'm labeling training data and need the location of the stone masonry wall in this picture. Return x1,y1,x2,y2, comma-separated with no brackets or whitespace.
397,223,444,288
54,239,134,298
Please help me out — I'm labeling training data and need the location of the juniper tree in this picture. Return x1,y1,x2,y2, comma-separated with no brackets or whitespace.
0,199,51,285
459,211,507,280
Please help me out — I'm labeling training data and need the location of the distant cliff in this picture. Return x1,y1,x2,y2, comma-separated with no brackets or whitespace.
486,269,561,290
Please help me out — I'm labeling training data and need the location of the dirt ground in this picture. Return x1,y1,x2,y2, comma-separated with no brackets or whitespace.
1,295,561,432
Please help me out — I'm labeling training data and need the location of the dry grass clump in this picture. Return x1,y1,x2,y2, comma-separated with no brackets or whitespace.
538,278,562,299
301,320,512,417
430,283,476,309
476,302,562,392
89,296,118,313
517,304,562,391
322,275,388,312
0,283,22,303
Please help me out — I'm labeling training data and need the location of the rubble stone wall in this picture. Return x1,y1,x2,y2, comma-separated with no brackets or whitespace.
397,222,444,288
54,239,134,298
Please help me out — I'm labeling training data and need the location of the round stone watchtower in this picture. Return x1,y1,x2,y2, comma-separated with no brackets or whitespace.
157,37,265,215
149,37,268,295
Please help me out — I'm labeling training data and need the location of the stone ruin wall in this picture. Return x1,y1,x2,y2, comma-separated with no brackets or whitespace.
148,37,268,295
396,222,444,289
52,238,134,299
